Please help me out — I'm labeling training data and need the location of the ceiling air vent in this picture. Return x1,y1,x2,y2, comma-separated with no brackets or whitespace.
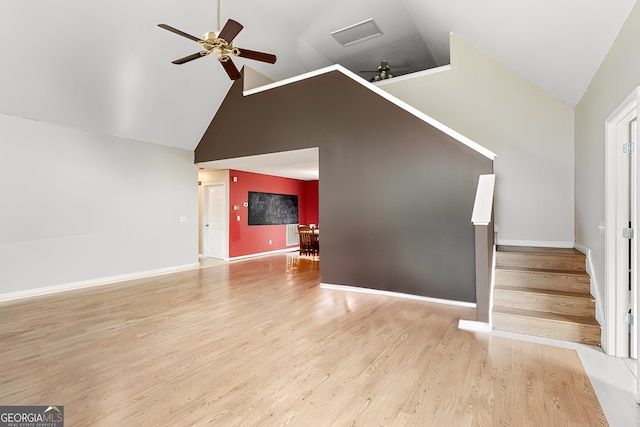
330,19,383,47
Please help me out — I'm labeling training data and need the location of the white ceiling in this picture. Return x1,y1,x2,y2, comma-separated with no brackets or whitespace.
1,0,636,168
199,148,319,180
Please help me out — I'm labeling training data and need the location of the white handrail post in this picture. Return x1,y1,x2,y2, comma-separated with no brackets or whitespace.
471,174,496,325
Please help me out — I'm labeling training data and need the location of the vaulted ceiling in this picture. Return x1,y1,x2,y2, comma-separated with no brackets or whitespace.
1,0,636,152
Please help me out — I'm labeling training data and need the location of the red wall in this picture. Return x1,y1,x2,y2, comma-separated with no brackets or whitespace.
229,169,318,258
305,180,319,225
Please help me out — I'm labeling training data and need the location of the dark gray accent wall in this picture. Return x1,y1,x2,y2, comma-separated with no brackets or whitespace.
196,70,493,303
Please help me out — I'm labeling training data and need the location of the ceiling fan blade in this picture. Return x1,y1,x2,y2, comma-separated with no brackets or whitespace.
220,57,242,80
236,48,277,64
158,24,203,42
218,19,243,43
172,52,206,65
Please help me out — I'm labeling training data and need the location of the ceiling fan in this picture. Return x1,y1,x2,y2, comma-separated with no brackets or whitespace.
360,60,399,82
158,0,276,80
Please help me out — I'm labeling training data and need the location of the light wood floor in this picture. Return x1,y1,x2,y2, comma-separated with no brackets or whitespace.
0,254,608,426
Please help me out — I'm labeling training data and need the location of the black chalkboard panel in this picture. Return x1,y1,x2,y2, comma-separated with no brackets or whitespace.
248,191,299,225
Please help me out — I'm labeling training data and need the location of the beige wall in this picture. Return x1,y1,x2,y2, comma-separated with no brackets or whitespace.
243,67,275,91
382,34,576,246
0,114,199,298
575,4,640,310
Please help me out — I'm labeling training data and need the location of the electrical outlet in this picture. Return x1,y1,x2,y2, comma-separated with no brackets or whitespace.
269,240,272,245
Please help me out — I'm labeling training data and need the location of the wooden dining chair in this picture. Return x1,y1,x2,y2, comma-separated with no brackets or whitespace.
310,228,319,256
298,225,313,256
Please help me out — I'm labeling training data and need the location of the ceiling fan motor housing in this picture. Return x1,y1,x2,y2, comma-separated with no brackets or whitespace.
202,31,240,59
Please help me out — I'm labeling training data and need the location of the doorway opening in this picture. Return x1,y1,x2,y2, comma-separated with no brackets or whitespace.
197,148,319,261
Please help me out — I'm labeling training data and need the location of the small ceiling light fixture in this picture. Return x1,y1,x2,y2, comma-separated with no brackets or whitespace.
331,18,383,47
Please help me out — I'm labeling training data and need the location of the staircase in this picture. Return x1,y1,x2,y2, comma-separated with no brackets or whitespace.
492,246,601,346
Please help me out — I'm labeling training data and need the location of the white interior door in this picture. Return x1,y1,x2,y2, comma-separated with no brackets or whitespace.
203,183,227,259
632,118,640,404
605,88,639,360
605,90,640,404
632,118,638,360
613,110,637,359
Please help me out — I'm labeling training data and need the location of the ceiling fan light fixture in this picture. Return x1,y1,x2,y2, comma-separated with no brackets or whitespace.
331,18,383,47
158,2,276,81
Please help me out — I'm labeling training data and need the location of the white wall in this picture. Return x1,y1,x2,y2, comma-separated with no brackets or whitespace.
0,114,199,298
382,34,576,246
575,4,640,311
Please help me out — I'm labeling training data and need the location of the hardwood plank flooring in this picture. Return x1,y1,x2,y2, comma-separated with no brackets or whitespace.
0,254,608,426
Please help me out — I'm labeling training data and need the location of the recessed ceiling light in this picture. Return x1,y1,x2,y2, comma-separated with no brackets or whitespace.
330,19,383,47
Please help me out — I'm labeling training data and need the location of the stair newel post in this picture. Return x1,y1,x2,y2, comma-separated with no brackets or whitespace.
474,221,494,323
471,174,496,325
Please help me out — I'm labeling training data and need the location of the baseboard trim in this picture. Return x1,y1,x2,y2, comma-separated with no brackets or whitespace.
458,320,491,332
228,248,299,261
320,283,476,309
574,243,605,327
0,263,200,303
497,239,575,248
575,243,606,350
573,243,588,255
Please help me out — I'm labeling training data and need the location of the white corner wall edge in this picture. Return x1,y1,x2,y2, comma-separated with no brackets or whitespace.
242,64,496,161
320,283,477,309
0,263,199,303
